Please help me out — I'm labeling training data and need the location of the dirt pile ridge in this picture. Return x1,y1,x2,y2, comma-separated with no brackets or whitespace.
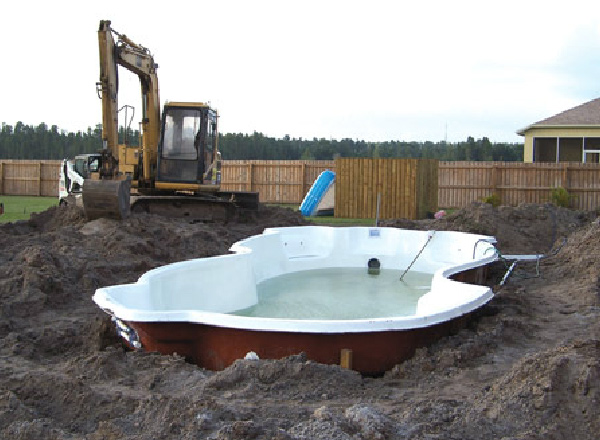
381,202,597,254
1,202,599,439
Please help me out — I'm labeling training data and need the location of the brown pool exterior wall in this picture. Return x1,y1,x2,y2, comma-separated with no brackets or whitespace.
125,265,488,375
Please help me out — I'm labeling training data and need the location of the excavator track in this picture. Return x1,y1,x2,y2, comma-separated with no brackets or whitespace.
130,191,260,222
82,178,259,222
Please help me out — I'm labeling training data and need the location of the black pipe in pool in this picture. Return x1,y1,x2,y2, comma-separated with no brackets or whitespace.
367,258,381,275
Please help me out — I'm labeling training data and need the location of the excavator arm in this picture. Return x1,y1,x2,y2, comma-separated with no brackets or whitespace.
96,19,160,182
83,21,162,220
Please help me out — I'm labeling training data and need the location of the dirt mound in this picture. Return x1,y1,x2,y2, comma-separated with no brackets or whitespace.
381,202,597,254
462,339,600,439
30,204,88,231
1,202,599,439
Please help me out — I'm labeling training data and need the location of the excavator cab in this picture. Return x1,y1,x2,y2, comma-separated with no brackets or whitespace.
157,103,218,186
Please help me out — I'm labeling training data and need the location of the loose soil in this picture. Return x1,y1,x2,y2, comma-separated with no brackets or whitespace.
1,202,599,439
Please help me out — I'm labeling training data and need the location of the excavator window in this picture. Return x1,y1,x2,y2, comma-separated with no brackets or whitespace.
158,106,209,183
162,109,200,160
206,111,217,158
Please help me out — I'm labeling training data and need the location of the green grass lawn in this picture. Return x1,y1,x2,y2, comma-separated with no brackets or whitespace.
306,215,376,226
267,203,376,226
0,198,435,225
0,195,59,223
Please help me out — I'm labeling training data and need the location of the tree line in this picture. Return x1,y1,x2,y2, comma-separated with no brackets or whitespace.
219,132,523,161
0,122,137,160
1,122,523,161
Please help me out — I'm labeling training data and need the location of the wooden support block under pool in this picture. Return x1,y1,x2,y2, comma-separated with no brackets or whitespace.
340,349,353,370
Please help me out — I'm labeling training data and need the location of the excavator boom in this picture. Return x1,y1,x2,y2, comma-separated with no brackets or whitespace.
97,20,160,182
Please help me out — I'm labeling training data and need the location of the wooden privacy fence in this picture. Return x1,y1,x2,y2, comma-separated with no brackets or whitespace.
0,159,337,202
438,161,600,211
220,160,335,204
0,160,62,197
3,159,600,213
335,158,438,220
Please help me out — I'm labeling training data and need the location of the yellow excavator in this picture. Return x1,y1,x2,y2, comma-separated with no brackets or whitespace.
81,20,258,220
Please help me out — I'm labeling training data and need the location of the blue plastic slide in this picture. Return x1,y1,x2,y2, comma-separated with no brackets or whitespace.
299,170,336,216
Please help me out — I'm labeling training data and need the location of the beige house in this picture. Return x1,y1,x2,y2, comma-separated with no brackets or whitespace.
518,97,600,163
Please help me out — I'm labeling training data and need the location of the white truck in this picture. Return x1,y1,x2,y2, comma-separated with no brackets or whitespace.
59,154,103,206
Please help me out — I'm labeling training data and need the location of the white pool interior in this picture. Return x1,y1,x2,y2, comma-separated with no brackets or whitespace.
94,226,498,333
234,268,432,320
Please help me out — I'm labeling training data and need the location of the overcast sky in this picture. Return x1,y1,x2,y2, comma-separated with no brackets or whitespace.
1,0,600,143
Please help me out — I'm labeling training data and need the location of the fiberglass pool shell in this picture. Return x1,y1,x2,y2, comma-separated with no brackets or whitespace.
93,226,497,374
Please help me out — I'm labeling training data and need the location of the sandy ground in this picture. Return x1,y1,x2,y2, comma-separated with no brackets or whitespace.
0,202,599,439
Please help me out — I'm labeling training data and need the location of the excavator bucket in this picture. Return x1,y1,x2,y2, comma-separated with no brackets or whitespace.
82,179,131,220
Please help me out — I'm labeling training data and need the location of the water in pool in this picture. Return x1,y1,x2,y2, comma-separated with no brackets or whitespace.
232,268,432,320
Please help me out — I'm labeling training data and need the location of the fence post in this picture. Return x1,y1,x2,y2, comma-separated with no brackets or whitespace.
301,163,306,198
561,163,569,189
38,162,42,196
0,162,3,195
491,164,498,200
248,163,254,192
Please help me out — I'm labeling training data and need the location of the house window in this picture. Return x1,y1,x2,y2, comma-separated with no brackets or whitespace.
582,138,600,163
558,138,583,162
534,138,557,162
534,137,585,162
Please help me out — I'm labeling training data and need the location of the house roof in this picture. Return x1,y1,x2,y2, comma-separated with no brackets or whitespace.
517,97,600,136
